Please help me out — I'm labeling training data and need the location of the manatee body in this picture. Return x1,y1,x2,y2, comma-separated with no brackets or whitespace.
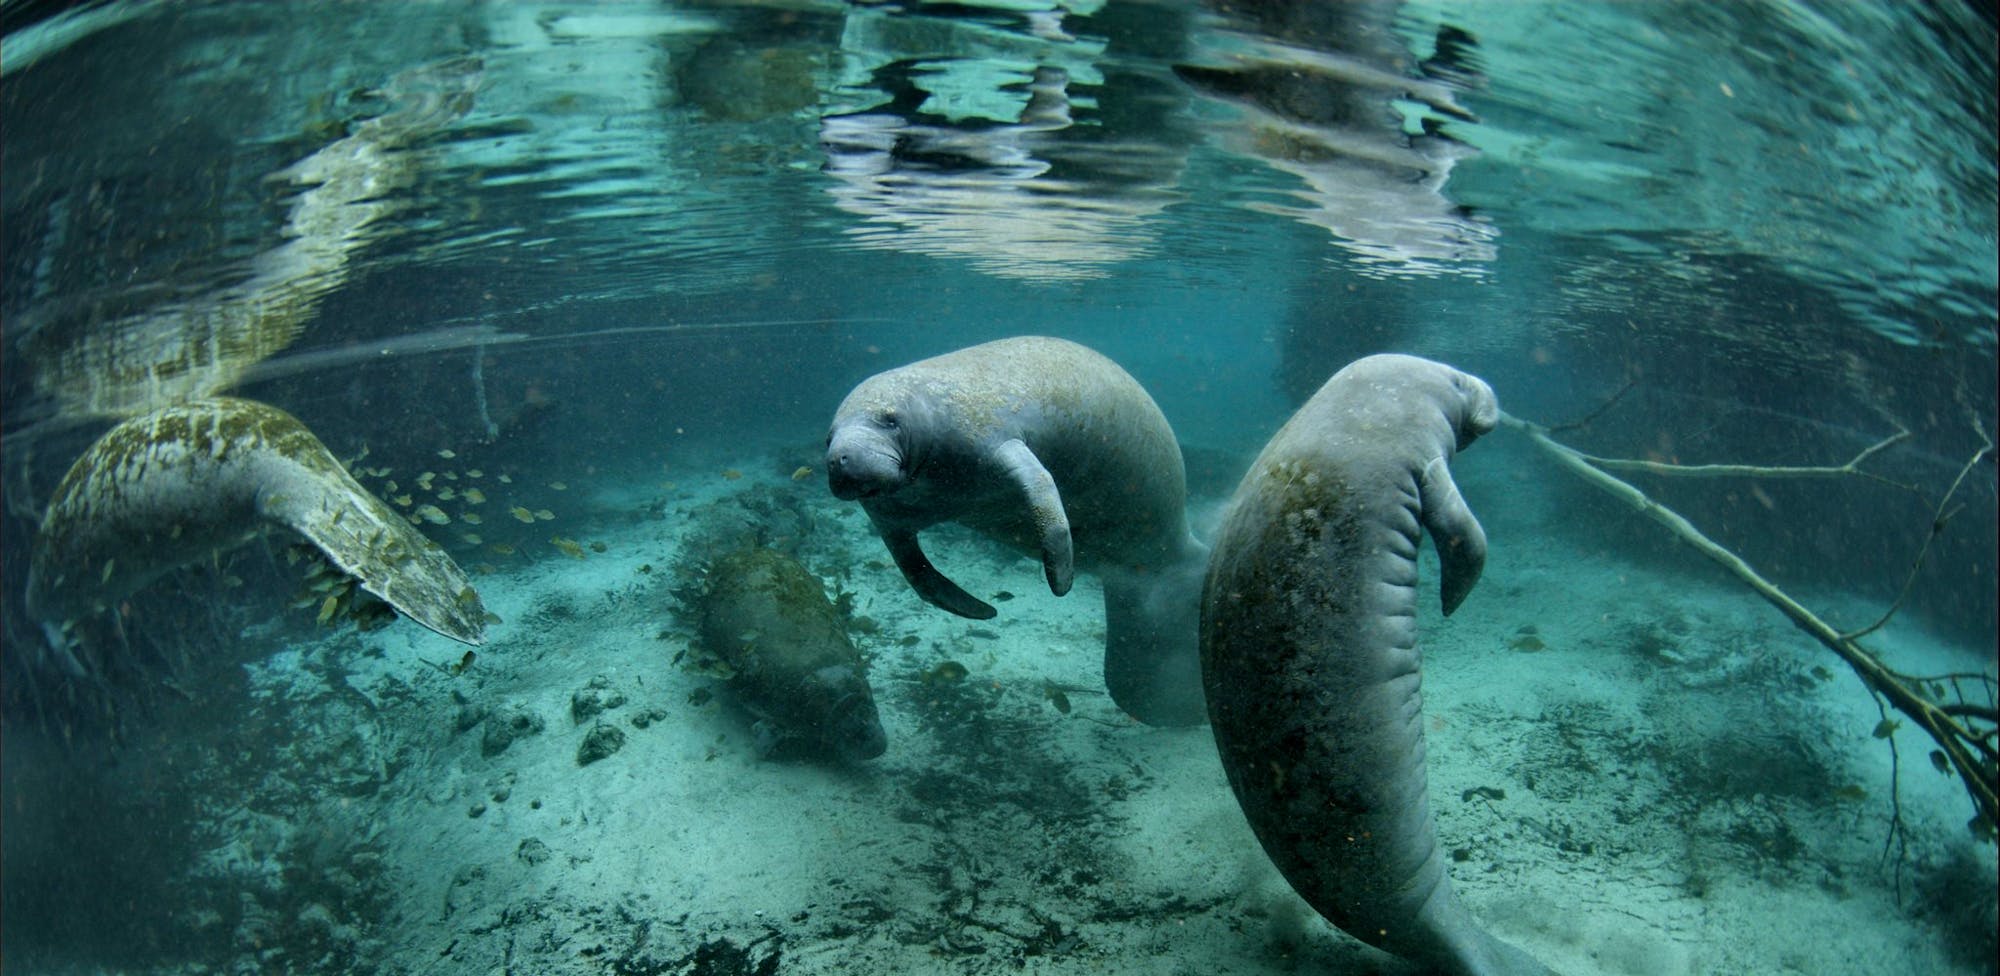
1201,355,1551,976
694,547,887,762
825,336,1209,726
25,397,485,675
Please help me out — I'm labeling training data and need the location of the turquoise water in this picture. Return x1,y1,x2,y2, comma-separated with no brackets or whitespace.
2,2,1995,974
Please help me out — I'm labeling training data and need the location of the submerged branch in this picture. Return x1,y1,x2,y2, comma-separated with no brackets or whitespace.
1500,412,1998,837
1571,429,1921,495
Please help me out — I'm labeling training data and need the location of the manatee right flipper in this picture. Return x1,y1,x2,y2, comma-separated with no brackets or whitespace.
1419,454,1487,616
991,438,1074,598
878,524,997,620
25,398,486,663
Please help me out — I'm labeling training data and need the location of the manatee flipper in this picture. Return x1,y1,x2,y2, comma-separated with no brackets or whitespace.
880,525,997,620
260,471,487,645
991,438,1074,598
1419,454,1487,616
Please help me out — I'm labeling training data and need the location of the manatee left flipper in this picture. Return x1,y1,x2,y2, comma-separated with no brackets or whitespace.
1419,454,1487,616
992,438,1074,598
879,525,997,620
262,465,488,646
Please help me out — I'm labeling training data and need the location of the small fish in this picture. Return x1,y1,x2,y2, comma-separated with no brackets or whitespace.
467,469,484,479
437,487,457,500
1831,784,1868,802
456,586,480,606
489,543,517,556
443,471,459,481
498,473,513,484
438,449,457,459
549,481,567,491
463,488,486,504
418,472,436,489
791,466,812,481
483,611,503,624
550,536,586,559
589,541,607,553
316,595,340,625
462,512,484,525
460,533,484,546
393,494,414,507
385,480,399,494
1930,750,1951,774
1043,681,1072,714
1507,635,1547,652
474,563,498,574
221,575,244,588
992,590,1015,602
100,559,116,584
1872,718,1901,739
721,469,742,480
534,509,555,521
448,650,476,675
511,506,536,524
414,504,451,525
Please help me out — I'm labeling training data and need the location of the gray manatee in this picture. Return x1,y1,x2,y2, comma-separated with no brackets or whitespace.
25,397,486,676
692,547,887,762
825,336,1209,726
1201,354,1553,975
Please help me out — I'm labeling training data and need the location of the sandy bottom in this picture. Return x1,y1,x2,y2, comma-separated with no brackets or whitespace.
4,438,1995,976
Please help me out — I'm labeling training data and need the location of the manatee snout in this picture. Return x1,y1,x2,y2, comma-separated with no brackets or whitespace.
825,425,903,500
809,664,888,761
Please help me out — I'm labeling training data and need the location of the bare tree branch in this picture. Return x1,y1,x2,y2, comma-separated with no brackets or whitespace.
1501,412,1998,837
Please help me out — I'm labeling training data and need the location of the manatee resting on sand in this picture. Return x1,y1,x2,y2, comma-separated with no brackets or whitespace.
1201,355,1553,976
825,336,1210,726
691,547,887,762
26,397,487,675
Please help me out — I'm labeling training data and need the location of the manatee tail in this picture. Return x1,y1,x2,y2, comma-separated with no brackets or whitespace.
1101,536,1210,726
264,471,487,646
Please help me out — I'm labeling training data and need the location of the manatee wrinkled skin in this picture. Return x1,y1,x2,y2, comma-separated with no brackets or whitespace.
25,397,485,675
1201,355,1553,976
694,548,887,762
825,336,1209,726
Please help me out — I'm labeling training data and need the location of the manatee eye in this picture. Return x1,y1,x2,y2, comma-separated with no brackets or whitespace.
879,410,899,430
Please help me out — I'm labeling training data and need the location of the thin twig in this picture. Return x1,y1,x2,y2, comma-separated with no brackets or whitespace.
1573,429,1916,489
1548,379,1637,434
1844,432,1995,639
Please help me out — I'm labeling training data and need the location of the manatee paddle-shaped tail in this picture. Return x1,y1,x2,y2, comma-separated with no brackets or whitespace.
26,397,486,673
1202,354,1554,976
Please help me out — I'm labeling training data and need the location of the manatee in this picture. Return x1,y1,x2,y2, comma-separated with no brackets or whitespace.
825,336,1210,726
1201,354,1552,975
692,547,887,762
25,397,486,675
